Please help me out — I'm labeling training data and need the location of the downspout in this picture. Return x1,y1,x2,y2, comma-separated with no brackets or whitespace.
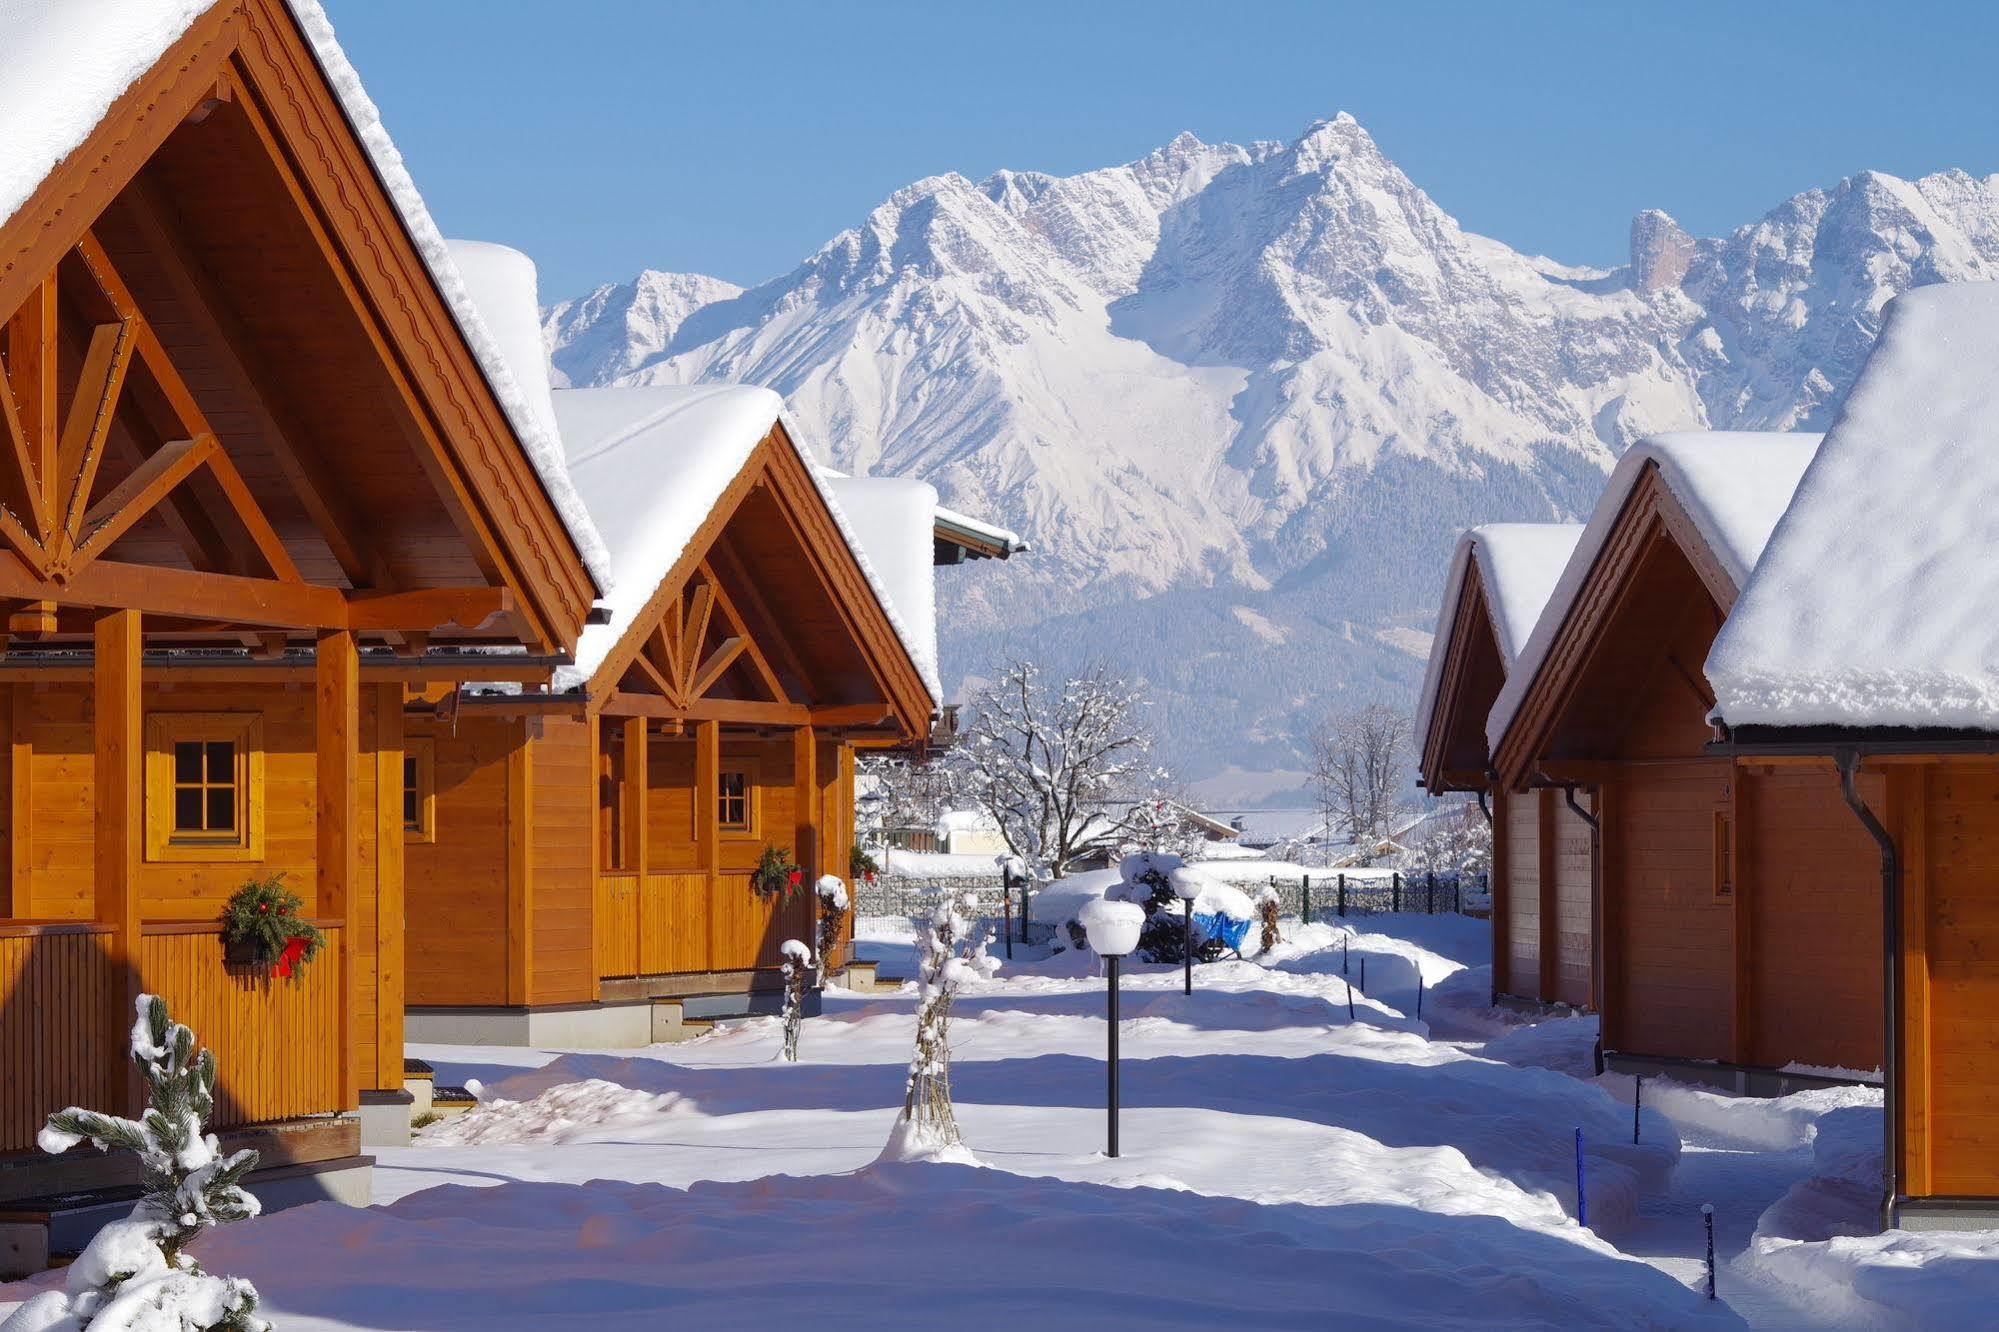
1836,748,1901,1230
1476,789,1493,825
1564,785,1605,1076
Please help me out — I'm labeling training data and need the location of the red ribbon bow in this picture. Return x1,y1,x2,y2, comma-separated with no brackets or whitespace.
273,935,308,979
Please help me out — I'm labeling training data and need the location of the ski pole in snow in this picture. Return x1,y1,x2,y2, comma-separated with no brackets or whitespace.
1415,973,1424,1020
1574,1128,1587,1229
1346,979,1355,1020
1359,956,1366,992
1702,1204,1716,1299
1633,1074,1643,1144
1342,934,1349,975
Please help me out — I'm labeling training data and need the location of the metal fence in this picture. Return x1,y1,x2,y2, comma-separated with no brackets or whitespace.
855,874,1008,919
1215,869,1488,920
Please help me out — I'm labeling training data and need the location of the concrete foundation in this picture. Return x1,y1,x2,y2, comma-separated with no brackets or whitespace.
406,1001,654,1048
358,1088,414,1147
1897,1197,1999,1232
1605,1050,1880,1098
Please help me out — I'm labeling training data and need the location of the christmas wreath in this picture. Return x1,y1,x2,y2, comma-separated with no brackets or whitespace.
752,844,804,898
849,843,879,884
220,874,324,980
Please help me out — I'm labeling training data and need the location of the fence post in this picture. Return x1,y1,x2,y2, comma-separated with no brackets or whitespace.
1426,870,1435,914
1392,872,1401,913
1301,874,1311,926
1337,873,1346,917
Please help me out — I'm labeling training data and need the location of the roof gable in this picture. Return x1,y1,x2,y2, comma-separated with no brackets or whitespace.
0,0,602,650
1486,433,1819,785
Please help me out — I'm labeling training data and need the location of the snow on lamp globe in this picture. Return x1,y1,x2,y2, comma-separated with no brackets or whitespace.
1169,865,1205,996
1079,898,1143,1158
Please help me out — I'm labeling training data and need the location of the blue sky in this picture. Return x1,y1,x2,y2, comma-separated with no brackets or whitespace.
329,1,1999,301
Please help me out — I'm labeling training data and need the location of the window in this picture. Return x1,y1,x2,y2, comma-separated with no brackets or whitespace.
718,769,751,833
145,714,263,862
1713,809,1734,899
404,738,435,843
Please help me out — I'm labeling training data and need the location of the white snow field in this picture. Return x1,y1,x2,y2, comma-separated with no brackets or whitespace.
0,913,1970,1329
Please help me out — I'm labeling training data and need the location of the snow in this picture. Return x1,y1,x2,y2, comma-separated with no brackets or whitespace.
883,849,1004,880
1487,432,1823,751
0,1,611,592
21,913,1985,1328
548,384,778,689
1708,282,1999,730
814,874,849,911
824,476,940,699
931,500,1028,555
1414,521,1583,750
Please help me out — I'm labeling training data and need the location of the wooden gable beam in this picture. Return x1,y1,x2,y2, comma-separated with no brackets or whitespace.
704,534,814,704
117,181,393,591
49,319,136,566
689,636,747,700
0,337,50,539
74,434,218,562
681,581,715,685
626,644,678,702
698,559,790,704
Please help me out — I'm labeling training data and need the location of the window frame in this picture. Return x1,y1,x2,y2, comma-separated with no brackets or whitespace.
403,737,436,844
144,712,265,863
717,761,757,837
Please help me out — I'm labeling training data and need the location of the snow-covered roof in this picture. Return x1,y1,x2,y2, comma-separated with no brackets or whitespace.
933,502,1028,557
0,1,610,591
1413,522,1583,750
548,385,940,705
1708,283,1999,731
825,476,941,699
1486,431,1822,751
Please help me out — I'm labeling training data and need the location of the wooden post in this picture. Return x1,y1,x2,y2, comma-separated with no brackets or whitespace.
506,726,533,1006
793,725,820,960
587,711,602,999
1490,788,1510,996
315,628,359,1108
1729,765,1752,1067
5,684,29,918
373,682,405,1093
1896,765,1932,1197
835,743,856,953
1537,789,1558,1002
623,715,648,879
94,609,143,1108
695,721,720,968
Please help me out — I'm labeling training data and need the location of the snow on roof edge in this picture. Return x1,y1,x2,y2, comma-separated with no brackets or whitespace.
1483,432,1822,754
286,2,610,593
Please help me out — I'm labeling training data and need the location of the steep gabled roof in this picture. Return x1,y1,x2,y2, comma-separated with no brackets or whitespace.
1708,283,1999,732
549,384,938,723
1486,432,1821,780
1415,522,1583,787
0,0,609,596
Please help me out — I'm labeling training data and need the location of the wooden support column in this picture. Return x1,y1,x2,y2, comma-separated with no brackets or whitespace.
94,609,143,1105
694,720,720,968
315,628,359,1107
1536,789,1558,1003
793,726,820,962
1729,765,1753,1066
506,726,532,1006
1896,766,1932,1197
4,684,27,918
834,742,856,955
623,715,648,878
373,682,405,1093
587,712,602,999
1489,788,1509,997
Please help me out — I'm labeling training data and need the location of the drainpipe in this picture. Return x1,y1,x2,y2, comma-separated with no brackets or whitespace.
1476,789,1493,825
1836,748,1901,1230
1564,785,1605,1076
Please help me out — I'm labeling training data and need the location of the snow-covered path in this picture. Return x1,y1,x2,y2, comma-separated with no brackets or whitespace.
0,913,1961,1328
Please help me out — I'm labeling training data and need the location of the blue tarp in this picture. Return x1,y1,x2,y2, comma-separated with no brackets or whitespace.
1194,910,1252,953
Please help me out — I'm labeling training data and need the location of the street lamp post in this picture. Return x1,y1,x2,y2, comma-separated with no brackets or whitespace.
1168,867,1204,996
1078,898,1144,1158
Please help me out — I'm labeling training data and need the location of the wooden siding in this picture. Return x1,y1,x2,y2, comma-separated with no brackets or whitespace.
0,925,115,1154
1501,789,1541,999
1607,763,1733,1061
527,717,593,1004
1742,765,1882,1072
1918,764,1999,1197
596,873,639,978
1551,792,1594,1008
404,715,515,1006
139,923,344,1130
640,873,707,975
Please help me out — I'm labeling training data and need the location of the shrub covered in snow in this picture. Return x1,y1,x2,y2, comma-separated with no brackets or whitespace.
2,995,268,1332
813,875,848,984
886,891,999,1162
779,940,812,1063
1257,885,1282,953
1108,853,1255,964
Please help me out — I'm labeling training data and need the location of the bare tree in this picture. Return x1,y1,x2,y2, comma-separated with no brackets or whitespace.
855,752,958,854
1306,704,1414,866
1408,800,1492,877
950,660,1165,878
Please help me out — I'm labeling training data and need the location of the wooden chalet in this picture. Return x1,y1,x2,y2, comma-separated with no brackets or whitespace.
1485,432,1888,1089
1706,283,1999,1229
405,378,942,1045
1416,522,1584,1007
0,0,606,1263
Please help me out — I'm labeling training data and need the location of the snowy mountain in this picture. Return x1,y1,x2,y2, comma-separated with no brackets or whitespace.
543,117,1999,796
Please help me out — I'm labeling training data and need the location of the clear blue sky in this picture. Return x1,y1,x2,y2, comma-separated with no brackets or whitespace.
327,0,1999,302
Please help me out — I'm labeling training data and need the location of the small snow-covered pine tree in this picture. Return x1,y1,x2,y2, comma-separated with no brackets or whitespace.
1,994,268,1332
813,874,849,986
779,939,812,1062
884,890,998,1162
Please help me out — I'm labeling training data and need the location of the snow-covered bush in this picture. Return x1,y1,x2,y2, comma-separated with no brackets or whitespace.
779,940,812,1063
885,891,999,1162
813,874,848,985
2,995,268,1332
1108,853,1254,963
1257,885,1281,953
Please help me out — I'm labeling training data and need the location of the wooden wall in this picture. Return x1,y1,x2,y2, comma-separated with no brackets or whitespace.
405,714,515,1006
527,717,594,1005
1605,763,1733,1060
1499,788,1541,1000
1550,792,1595,1008
0,680,396,1095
